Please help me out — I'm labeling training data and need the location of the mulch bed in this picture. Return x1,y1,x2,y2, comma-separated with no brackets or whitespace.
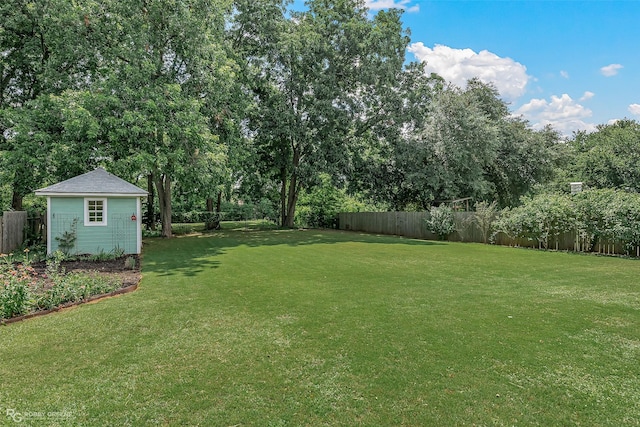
1,255,142,325
31,255,142,288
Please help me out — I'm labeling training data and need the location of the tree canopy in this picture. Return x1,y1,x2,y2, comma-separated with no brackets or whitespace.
0,0,629,234
568,119,640,192
231,0,410,226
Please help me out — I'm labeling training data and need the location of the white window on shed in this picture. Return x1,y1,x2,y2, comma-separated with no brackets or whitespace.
85,198,107,226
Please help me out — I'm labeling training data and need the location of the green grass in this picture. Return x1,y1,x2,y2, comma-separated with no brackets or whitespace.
1,227,640,426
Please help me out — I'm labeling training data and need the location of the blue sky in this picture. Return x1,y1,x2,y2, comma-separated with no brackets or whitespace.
367,0,640,136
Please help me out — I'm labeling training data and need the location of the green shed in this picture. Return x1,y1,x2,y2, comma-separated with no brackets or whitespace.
35,168,148,255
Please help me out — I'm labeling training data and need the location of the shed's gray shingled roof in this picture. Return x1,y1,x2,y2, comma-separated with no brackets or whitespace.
35,168,148,196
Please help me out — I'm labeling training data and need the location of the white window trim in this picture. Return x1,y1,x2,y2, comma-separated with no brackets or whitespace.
84,198,108,226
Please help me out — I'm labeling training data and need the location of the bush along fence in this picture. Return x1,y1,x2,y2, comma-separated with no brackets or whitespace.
493,189,640,256
337,189,640,257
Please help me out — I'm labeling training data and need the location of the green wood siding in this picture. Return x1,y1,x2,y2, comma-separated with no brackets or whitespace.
49,197,139,255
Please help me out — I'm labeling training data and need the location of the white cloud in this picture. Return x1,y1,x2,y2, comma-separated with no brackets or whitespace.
629,104,640,117
515,94,596,136
560,70,569,79
365,0,419,12
579,91,595,102
407,43,530,101
600,63,623,77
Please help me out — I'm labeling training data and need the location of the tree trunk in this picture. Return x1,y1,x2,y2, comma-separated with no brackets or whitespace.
204,194,221,230
146,173,156,231
283,172,299,228
11,190,23,211
153,172,172,238
282,148,302,228
204,190,222,230
280,166,287,227
205,197,214,230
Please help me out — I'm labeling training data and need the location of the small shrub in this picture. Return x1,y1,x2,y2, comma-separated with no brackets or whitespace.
455,215,474,242
492,207,523,246
87,249,112,262
296,174,378,228
473,201,498,244
124,256,136,270
55,218,78,255
0,280,32,319
425,205,456,240
143,229,162,238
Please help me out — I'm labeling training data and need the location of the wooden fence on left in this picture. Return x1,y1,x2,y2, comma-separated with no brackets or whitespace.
0,211,28,254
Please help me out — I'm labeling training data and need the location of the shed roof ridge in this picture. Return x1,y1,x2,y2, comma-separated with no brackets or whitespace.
35,168,148,196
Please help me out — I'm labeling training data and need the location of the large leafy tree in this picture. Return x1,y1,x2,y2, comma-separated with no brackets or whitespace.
356,75,560,210
2,0,235,235
0,0,100,107
464,79,561,207
0,90,106,210
568,119,640,191
77,0,236,237
348,62,442,210
358,78,500,210
232,0,409,226
487,119,560,208
0,0,102,209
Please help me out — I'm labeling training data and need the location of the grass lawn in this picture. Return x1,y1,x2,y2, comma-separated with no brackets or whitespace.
1,224,640,426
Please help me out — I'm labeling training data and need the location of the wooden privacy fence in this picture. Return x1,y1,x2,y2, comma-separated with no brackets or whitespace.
0,211,28,254
337,211,486,242
338,211,432,239
336,211,629,254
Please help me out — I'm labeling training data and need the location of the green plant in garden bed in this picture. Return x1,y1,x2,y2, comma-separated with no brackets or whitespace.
0,251,120,320
124,256,136,270
33,256,121,311
54,218,78,256
0,254,36,319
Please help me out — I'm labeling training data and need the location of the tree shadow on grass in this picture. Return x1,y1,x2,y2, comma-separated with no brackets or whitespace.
142,227,443,278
